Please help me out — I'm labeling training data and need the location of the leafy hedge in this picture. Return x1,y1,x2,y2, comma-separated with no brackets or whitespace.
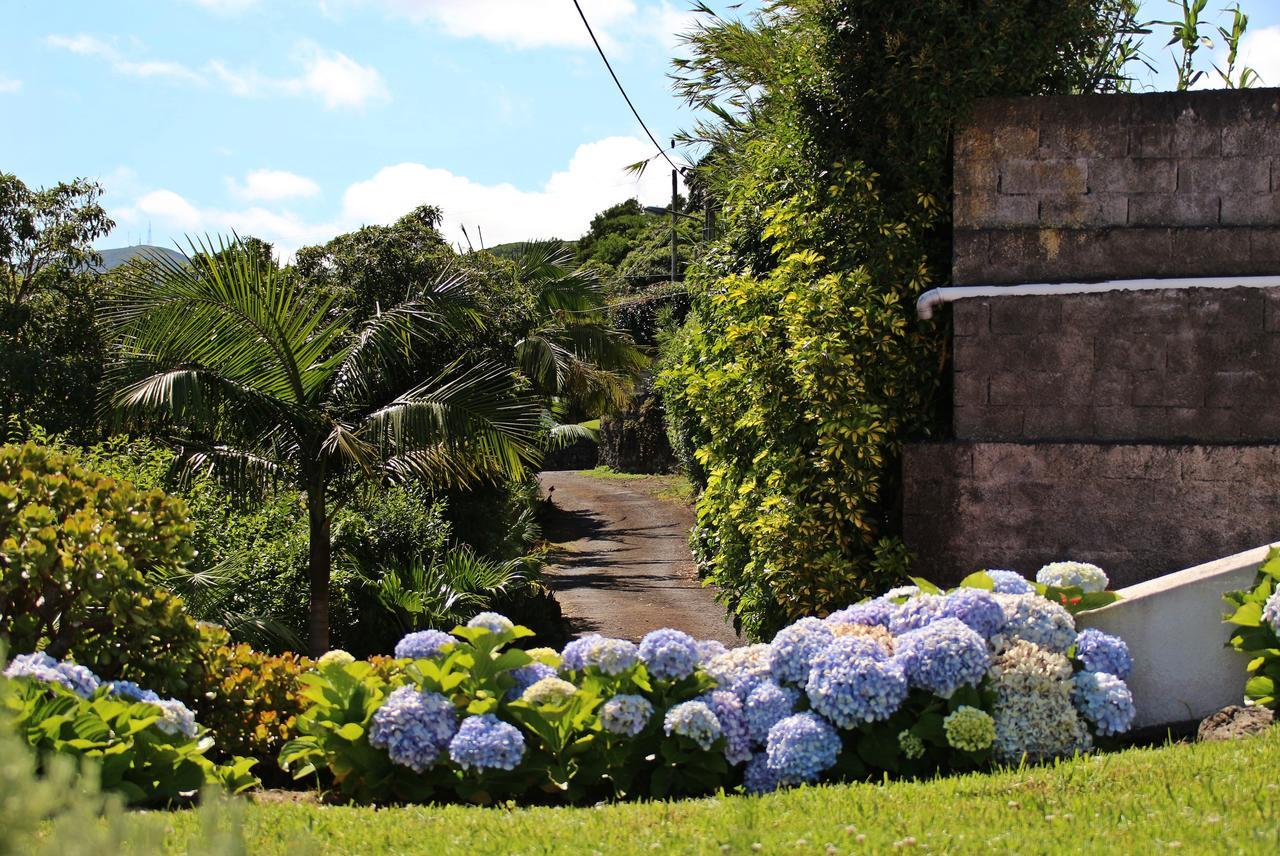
661,1,1134,637
0,443,206,698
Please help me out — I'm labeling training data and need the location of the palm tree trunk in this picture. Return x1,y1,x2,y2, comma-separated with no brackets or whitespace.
306,480,331,656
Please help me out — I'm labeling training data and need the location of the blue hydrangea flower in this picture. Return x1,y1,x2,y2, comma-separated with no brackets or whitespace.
993,593,1077,653
640,628,701,681
765,712,841,783
1073,628,1133,679
893,618,990,699
697,639,729,665
663,700,722,750
700,690,751,765
3,652,101,697
1071,671,1136,736
826,597,895,628
54,661,101,697
743,680,801,744
449,714,526,771
1037,561,1109,593
153,699,198,738
600,694,654,737
938,589,1006,639
805,638,908,727
769,618,834,686
560,634,604,671
507,662,557,699
467,612,515,634
106,680,161,704
888,595,946,634
743,752,783,794
394,629,455,660
985,570,1035,595
559,635,640,675
1263,589,1280,636
369,685,459,773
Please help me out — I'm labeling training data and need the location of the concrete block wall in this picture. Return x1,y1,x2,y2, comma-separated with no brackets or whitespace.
903,88,1280,587
954,89,1280,285
952,287,1280,442
904,442,1280,587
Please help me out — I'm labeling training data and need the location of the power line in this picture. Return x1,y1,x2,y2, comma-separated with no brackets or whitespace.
571,0,681,174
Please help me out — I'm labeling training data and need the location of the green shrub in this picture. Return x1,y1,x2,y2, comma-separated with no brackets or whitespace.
1224,546,1280,707
278,573,1136,807
279,622,717,804
3,668,257,805
660,1,1131,638
194,630,313,771
0,443,206,698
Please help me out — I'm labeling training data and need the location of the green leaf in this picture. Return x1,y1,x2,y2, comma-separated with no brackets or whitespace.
1229,602,1263,628
1258,547,1280,581
1245,675,1275,701
909,577,944,595
959,571,995,591
334,722,365,741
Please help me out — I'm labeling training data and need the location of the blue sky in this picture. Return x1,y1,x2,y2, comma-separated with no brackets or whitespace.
2,0,1278,257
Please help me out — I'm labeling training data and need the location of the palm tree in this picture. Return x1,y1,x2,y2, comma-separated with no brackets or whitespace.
102,238,544,655
508,241,649,432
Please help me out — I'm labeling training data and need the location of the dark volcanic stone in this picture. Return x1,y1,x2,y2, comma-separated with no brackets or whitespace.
1196,705,1275,742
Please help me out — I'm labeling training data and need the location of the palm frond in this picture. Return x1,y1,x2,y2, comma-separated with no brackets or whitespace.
362,360,544,484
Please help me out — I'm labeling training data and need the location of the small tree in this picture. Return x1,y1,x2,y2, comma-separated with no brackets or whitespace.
103,238,545,654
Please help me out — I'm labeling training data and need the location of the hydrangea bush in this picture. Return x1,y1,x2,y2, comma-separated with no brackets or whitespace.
1,652,258,804
279,561,1134,804
1224,546,1280,708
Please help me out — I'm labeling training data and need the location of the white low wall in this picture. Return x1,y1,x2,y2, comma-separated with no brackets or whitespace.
1077,543,1272,729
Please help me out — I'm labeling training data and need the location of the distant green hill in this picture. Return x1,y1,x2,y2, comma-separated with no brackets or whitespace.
94,245,188,271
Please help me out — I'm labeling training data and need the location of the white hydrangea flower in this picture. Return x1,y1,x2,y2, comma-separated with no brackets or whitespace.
988,641,1092,763
1036,561,1109,594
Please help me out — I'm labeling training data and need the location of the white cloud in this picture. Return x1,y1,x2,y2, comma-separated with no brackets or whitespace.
343,136,683,245
206,42,389,108
47,34,387,109
229,169,322,201
643,1,700,54
110,135,685,259
46,34,204,83
0,76,20,93
295,43,389,108
1238,25,1280,88
329,0,640,50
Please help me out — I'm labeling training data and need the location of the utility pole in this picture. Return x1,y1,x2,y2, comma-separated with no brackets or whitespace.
670,139,678,284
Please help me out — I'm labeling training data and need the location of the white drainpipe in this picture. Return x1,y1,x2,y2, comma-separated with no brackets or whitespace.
915,274,1280,320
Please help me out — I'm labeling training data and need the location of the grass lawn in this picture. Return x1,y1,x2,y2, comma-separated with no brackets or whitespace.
142,730,1280,854
576,466,696,505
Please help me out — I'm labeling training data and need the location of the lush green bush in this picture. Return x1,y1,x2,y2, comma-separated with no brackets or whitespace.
194,630,313,770
2,654,257,805
0,443,206,698
1224,546,1280,708
660,1,1132,637
27,434,557,657
279,573,1134,806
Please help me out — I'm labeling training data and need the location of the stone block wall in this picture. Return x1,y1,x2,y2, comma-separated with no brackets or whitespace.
904,443,1280,588
954,89,1280,285
952,287,1280,442
903,88,1280,586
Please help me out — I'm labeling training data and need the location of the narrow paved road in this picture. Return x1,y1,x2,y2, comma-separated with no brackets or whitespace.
537,471,741,646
